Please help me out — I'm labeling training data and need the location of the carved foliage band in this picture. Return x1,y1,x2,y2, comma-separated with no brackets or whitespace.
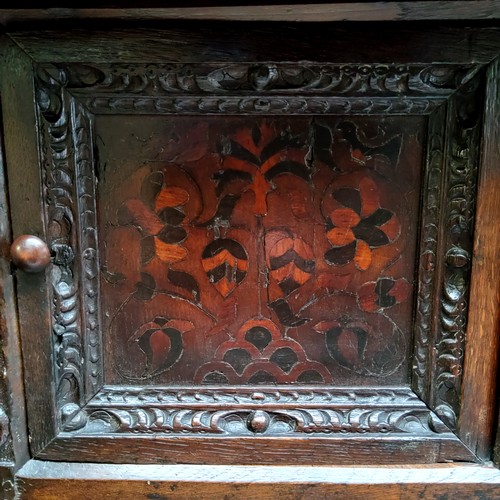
35,66,102,422
65,387,450,437
412,73,484,429
60,63,477,96
37,62,482,116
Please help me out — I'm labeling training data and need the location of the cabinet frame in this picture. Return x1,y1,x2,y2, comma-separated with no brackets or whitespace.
1,24,499,469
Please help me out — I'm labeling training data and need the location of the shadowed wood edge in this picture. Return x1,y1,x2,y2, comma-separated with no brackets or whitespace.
459,57,500,460
1,2,500,25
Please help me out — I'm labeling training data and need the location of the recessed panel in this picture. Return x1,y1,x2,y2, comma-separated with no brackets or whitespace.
97,116,424,385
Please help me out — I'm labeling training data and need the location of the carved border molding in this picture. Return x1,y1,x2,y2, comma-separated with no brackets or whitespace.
90,387,422,406
36,62,482,116
32,60,482,456
35,66,102,422
78,95,441,115
71,100,102,397
413,105,447,399
62,387,450,436
413,73,484,430
58,63,478,96
430,76,483,429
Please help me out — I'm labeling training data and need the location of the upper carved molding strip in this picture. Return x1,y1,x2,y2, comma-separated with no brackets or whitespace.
42,63,480,97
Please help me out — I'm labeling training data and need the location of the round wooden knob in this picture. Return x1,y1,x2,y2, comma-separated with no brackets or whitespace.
10,235,51,273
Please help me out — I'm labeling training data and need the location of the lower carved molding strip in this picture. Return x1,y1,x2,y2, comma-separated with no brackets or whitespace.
60,387,451,437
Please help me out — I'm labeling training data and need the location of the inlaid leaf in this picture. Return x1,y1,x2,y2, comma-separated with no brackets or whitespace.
311,121,336,169
265,160,311,182
269,298,309,327
333,188,362,215
213,169,252,196
268,237,315,296
202,239,248,297
154,186,189,211
133,272,156,301
157,207,186,226
154,238,188,264
141,236,156,264
325,240,357,266
315,321,368,369
167,269,200,302
196,194,241,228
156,225,187,245
338,122,402,165
132,317,193,376
101,265,126,285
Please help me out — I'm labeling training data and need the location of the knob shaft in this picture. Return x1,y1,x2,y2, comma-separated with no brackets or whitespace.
10,235,51,273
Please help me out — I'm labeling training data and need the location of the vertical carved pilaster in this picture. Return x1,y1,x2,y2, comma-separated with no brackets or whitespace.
413,104,447,400
71,101,102,397
430,75,483,430
36,65,100,427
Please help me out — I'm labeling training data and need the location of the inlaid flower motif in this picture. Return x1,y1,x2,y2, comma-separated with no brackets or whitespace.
324,177,400,271
119,171,191,265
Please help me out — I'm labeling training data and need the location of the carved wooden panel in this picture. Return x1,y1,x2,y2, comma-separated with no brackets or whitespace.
4,24,497,465
99,116,422,387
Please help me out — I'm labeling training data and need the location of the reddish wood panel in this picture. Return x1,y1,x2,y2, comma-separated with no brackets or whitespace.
98,116,424,386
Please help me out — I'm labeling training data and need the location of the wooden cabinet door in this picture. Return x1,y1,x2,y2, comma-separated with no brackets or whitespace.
1,20,500,497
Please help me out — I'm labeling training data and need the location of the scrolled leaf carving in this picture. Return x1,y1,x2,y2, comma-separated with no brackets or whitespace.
57,63,477,96
35,64,101,424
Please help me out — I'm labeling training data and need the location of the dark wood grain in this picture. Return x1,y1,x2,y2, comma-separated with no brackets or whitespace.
36,434,476,465
8,25,500,65
0,37,56,457
15,461,500,500
1,2,500,25
0,68,30,499
460,57,500,460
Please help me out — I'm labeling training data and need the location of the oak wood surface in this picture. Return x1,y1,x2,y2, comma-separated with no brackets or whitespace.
15,461,500,500
36,434,477,465
0,77,30,500
0,37,56,458
8,25,500,65
459,58,500,459
1,2,500,25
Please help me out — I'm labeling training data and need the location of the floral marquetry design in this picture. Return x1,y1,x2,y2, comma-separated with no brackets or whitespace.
196,318,332,384
325,177,401,271
202,239,248,297
99,116,423,386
